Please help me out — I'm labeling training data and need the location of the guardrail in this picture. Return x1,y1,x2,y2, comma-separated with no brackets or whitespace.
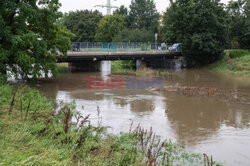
71,42,170,52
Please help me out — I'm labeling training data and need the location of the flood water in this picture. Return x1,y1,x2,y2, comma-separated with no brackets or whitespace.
36,69,250,166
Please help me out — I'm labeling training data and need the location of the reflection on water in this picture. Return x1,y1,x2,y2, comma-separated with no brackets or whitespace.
36,69,250,166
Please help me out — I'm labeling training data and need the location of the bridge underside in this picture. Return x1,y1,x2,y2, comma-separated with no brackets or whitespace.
57,51,181,62
68,61,101,72
57,51,184,72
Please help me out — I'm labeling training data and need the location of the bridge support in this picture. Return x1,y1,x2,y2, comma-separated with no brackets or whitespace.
68,61,101,72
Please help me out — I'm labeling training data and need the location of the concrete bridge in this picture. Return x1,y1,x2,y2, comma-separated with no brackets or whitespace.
56,42,185,71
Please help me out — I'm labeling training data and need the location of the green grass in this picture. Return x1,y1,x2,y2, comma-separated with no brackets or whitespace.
111,61,171,76
207,50,250,76
57,63,69,73
111,60,135,73
0,84,222,165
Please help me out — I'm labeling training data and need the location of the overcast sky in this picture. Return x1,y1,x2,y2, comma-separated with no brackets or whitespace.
59,0,231,14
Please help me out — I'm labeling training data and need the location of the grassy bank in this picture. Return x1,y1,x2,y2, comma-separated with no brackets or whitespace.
111,60,135,73
111,61,171,76
207,49,250,76
57,63,69,73
0,84,221,165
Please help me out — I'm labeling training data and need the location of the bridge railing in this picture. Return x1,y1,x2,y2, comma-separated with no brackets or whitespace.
71,42,171,52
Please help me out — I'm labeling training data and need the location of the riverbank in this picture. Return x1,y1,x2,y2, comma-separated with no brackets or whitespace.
206,49,250,76
0,84,220,165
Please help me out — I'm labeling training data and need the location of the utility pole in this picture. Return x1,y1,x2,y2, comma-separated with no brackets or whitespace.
95,0,118,15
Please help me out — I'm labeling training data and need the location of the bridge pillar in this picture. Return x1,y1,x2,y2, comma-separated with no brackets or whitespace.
68,61,101,72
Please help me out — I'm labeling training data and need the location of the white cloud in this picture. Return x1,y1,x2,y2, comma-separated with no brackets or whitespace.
59,0,231,14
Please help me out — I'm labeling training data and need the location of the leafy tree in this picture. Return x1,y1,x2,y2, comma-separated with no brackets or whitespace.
128,0,159,32
227,0,249,48
113,5,128,18
0,0,72,82
161,0,228,66
63,10,103,42
113,5,129,27
95,14,125,42
242,0,250,49
112,29,154,42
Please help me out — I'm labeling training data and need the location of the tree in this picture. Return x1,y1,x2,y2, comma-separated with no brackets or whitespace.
113,5,129,27
128,0,159,32
112,29,154,42
63,10,103,42
0,0,72,82
95,14,125,42
227,0,248,48
113,5,128,18
160,0,228,66
241,0,250,49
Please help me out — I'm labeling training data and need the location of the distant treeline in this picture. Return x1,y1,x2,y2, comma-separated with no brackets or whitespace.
61,0,249,66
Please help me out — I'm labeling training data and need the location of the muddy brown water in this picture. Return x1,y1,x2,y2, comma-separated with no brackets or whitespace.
36,69,250,166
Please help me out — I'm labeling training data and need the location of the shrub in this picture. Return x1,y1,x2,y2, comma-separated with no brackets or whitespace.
227,49,250,59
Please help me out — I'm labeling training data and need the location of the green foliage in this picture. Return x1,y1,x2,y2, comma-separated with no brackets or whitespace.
113,5,130,27
112,28,155,42
128,0,159,32
227,49,249,58
63,10,103,42
207,50,250,75
111,60,135,73
227,0,250,49
161,0,228,66
95,14,125,42
0,0,73,82
241,0,250,49
0,74,6,85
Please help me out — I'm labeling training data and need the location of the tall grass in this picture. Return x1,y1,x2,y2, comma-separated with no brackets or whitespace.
226,49,249,59
207,49,250,76
57,63,69,73
111,60,135,73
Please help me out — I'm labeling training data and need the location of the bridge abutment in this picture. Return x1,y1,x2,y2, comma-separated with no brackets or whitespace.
68,61,101,72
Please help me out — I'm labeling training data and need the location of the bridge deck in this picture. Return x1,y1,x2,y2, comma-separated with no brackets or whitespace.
57,51,181,62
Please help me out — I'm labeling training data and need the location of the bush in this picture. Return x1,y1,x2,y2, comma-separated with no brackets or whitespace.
227,49,250,59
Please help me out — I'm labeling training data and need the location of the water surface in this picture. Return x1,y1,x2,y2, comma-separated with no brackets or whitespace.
36,69,250,166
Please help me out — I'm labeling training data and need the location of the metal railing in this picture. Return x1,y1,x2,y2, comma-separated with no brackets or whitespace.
71,42,170,52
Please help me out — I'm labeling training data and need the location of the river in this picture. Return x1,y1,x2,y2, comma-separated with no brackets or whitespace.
35,68,250,166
